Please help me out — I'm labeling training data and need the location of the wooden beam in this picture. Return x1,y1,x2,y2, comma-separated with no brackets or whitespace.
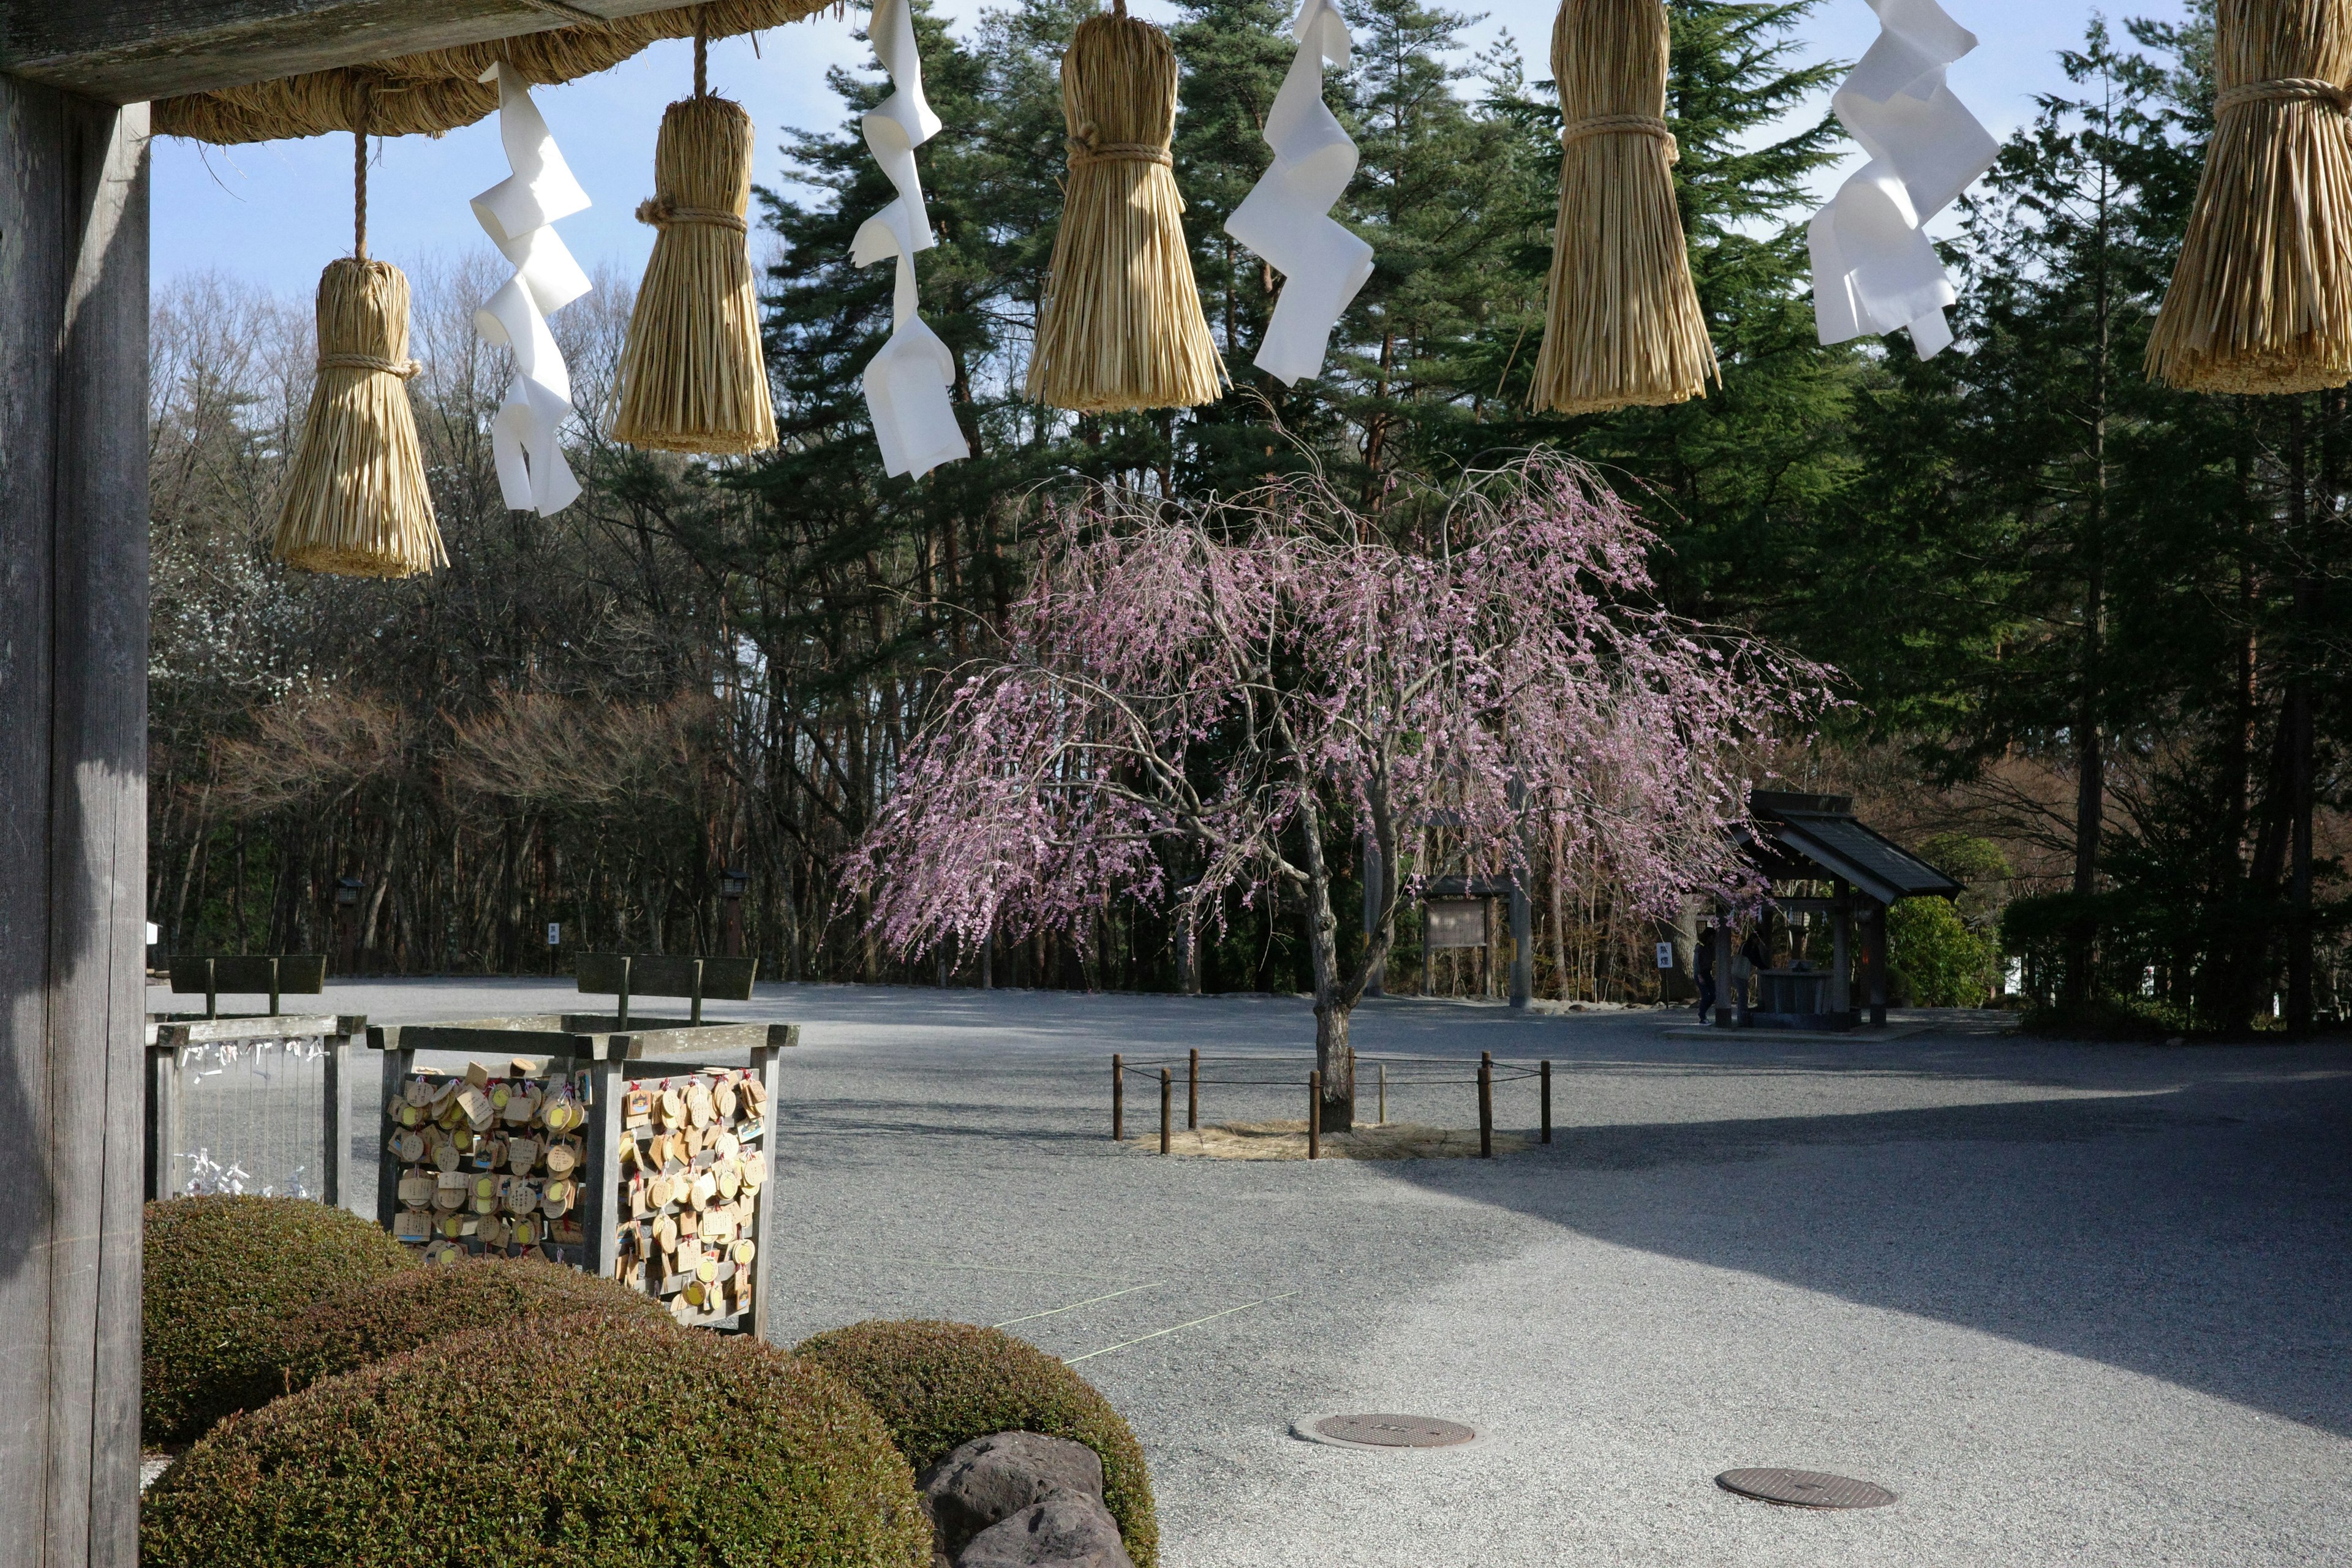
1,0,690,106
0,75,149,1568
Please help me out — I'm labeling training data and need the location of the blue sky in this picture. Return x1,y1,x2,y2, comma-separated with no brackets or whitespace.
153,0,2193,300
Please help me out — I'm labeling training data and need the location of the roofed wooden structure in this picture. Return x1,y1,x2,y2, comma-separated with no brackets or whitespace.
1,5,851,1561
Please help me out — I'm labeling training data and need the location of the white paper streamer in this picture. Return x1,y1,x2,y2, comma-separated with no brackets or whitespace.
471,62,592,513
853,0,967,480
1225,0,1373,384
1807,0,1996,358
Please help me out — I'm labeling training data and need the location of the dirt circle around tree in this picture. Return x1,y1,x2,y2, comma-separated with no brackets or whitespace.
1133,1120,1532,1161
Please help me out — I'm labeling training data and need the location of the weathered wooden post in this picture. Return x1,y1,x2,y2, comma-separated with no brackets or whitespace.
1540,1058,1551,1144
1478,1052,1493,1158
1307,1071,1321,1159
0,72,151,1568
1111,1053,1124,1140
1159,1068,1172,1154
1378,1061,1387,1125
1186,1047,1198,1129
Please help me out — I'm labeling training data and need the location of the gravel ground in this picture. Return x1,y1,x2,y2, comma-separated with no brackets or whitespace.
170,977,2352,1566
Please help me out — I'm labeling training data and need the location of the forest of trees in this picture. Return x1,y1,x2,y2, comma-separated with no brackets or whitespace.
147,0,2350,1028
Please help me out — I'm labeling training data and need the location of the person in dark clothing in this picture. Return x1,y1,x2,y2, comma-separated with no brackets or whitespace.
1695,927,1716,1020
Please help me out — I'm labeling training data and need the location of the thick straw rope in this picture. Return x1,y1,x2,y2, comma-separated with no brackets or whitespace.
273,143,448,581
154,0,826,145
2147,0,2352,393
609,88,778,453
1530,0,1716,415
1028,9,1224,413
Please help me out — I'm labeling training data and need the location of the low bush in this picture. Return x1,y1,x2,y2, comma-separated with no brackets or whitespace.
2022,994,2194,1041
794,1319,1157,1568
141,1317,932,1568
143,1196,411,1443
1888,895,2000,1006
264,1255,668,1398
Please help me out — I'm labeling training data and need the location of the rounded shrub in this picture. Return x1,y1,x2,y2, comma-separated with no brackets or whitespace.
141,1317,932,1568
264,1255,668,1398
143,1195,412,1443
794,1319,1157,1568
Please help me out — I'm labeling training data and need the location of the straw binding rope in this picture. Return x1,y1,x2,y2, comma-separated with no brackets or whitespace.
2214,77,2352,111
1562,113,1677,160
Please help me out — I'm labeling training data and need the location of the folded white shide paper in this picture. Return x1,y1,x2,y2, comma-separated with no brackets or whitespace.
471,62,592,514
1226,0,1373,384
854,0,967,479
1807,0,1996,358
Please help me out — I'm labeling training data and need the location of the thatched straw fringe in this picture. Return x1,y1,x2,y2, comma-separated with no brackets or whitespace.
154,0,832,145
273,258,448,578
1028,12,1224,414
609,95,778,454
1530,0,1717,416
2146,0,2352,393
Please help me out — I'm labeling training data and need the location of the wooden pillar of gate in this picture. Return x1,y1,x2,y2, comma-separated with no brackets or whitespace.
0,74,151,1568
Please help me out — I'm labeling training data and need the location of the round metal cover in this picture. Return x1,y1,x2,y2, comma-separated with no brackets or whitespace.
1716,1469,1895,1510
1313,1414,1476,1448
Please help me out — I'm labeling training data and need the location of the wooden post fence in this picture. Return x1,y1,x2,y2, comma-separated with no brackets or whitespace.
1540,1058,1552,1144
1111,1054,1124,1141
1378,1061,1387,1125
1187,1047,1199,1129
1307,1071,1321,1160
1159,1068,1172,1154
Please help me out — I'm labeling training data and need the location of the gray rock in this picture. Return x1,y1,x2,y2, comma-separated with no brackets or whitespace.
956,1495,1134,1568
918,1431,1107,1559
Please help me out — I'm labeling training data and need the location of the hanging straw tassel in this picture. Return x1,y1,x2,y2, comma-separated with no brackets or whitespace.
273,127,446,578
610,27,777,453
1028,2,1223,413
1531,0,1717,415
2147,0,2352,393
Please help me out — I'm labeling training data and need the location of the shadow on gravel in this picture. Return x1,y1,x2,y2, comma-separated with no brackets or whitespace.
1386,1074,2352,1439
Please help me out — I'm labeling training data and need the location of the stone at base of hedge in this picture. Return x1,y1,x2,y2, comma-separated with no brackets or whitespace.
143,1195,413,1444
141,1317,933,1568
794,1321,1158,1568
959,1496,1133,1568
921,1433,1107,1561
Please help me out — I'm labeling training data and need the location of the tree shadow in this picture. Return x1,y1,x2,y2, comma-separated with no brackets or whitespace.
1384,1072,2352,1437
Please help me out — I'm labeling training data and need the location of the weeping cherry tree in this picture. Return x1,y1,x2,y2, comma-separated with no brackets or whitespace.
844,456,1832,1129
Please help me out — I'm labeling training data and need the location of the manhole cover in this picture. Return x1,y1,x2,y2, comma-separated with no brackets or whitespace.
1312,1414,1476,1448
1716,1469,1895,1509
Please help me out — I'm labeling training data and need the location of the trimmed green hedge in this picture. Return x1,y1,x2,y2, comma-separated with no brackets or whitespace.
264,1255,668,1399
794,1320,1157,1568
143,1196,412,1443
141,1317,932,1568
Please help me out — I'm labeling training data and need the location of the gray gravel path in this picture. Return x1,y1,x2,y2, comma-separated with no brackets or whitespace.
186,978,2352,1566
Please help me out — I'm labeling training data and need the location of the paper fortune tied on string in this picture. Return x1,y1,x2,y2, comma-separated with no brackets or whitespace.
471,62,591,514
1224,0,1373,384
1807,0,1996,358
853,0,968,479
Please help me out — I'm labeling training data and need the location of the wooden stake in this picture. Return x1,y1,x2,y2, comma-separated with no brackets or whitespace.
1478,1051,1493,1158
1112,1053,1124,1140
1540,1058,1552,1144
1308,1069,1321,1159
1160,1068,1172,1154
1187,1047,1199,1129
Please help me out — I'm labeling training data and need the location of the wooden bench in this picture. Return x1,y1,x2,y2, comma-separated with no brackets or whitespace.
166,954,328,1019
576,953,757,1028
